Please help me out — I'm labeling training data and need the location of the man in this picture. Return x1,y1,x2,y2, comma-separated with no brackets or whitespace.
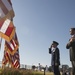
66,28,75,75
49,41,60,75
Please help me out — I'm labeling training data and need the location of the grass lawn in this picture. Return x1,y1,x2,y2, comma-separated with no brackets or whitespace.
33,71,62,75
33,71,53,75
0,68,63,75
45,72,53,75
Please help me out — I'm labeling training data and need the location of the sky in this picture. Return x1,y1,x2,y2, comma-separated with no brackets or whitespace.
0,0,75,67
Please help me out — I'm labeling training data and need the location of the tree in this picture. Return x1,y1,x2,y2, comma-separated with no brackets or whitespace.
32,65,36,70
48,66,52,72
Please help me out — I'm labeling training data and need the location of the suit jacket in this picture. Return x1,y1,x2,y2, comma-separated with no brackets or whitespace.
66,41,75,61
49,47,60,66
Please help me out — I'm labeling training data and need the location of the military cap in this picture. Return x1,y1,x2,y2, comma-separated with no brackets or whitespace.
52,41,59,45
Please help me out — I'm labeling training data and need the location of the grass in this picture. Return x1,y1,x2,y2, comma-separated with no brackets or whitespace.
32,71,53,75
33,71,63,75
0,68,62,75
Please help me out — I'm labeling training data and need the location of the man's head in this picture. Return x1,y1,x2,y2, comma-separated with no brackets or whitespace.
70,28,75,35
51,41,59,48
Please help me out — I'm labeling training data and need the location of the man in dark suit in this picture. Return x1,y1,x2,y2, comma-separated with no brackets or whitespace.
49,41,60,75
66,28,75,75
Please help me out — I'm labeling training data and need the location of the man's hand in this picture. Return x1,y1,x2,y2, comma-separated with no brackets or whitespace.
70,38,75,42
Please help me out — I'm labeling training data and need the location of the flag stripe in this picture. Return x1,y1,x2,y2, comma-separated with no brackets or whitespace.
6,51,10,60
12,40,16,47
6,40,17,50
6,42,13,52
13,60,20,68
0,19,10,33
5,27,14,36
9,42,15,50
14,60,17,65
2,50,10,65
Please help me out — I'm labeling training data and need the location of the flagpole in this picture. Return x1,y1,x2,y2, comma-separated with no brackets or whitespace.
0,37,2,50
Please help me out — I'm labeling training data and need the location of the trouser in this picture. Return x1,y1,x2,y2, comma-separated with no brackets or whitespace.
71,61,75,75
52,65,60,75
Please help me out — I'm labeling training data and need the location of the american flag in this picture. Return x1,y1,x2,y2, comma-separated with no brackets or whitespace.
10,49,20,68
5,32,19,55
2,50,10,67
0,19,15,42
0,0,15,20
2,49,20,68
